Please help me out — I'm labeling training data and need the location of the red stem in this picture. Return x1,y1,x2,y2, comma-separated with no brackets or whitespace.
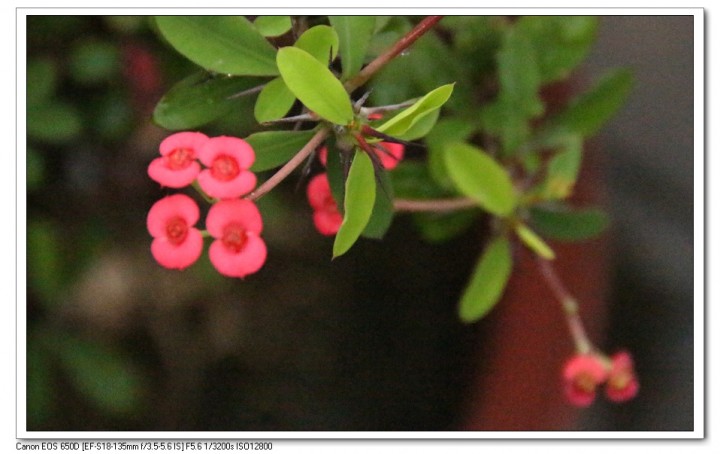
344,16,444,93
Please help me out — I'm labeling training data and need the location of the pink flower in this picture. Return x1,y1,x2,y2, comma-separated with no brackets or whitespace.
605,351,639,403
147,194,204,270
307,173,343,236
197,136,257,199
318,143,404,170
374,141,404,170
206,199,267,278
148,131,208,188
562,354,609,407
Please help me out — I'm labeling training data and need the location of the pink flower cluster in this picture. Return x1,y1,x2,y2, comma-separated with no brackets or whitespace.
307,143,405,236
146,132,266,277
562,351,639,407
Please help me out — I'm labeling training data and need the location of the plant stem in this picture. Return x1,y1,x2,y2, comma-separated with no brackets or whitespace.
344,16,444,93
245,127,329,202
536,258,594,355
393,197,476,213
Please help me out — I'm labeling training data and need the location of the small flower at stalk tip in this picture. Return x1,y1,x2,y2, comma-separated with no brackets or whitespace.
605,351,639,403
307,173,343,236
147,194,204,270
148,131,208,188
562,353,609,407
206,198,267,278
197,136,257,199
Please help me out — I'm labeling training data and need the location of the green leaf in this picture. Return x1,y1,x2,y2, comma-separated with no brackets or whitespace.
542,134,583,199
376,84,455,137
154,72,263,130
362,168,394,239
396,108,440,141
246,130,316,172
547,68,634,138
27,102,82,144
333,151,376,258
253,16,292,37
515,223,555,260
516,16,598,83
530,205,610,241
425,117,476,190
276,46,353,125
325,143,347,213
254,77,296,123
295,25,340,63
329,16,376,80
443,142,517,217
56,336,143,415
27,57,57,106
458,236,512,323
155,16,278,76
482,25,543,156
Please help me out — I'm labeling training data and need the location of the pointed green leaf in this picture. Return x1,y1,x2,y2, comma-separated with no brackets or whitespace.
295,25,340,63
515,223,555,260
459,236,512,323
333,151,376,258
246,130,316,172
154,72,263,130
155,16,278,76
426,117,476,190
516,16,598,83
254,77,296,123
396,108,440,141
362,168,394,239
530,205,610,241
376,84,454,137
547,68,633,138
542,134,583,199
276,46,353,125
329,16,376,79
253,16,292,37
444,142,517,217
481,25,543,156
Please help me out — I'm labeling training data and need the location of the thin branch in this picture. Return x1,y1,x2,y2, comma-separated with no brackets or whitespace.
226,83,266,100
245,128,329,201
344,16,444,93
536,258,594,354
393,197,476,213
360,98,419,117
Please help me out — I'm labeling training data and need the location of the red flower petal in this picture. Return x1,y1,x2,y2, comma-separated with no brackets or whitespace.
209,232,267,278
159,131,209,157
197,168,257,199
148,158,200,188
562,354,609,407
313,209,343,236
605,351,639,403
376,142,404,170
206,199,263,239
306,173,335,211
198,136,255,170
147,194,200,238
151,228,203,270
